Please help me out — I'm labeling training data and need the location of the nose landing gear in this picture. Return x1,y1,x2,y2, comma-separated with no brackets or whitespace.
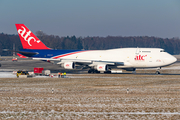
155,67,161,74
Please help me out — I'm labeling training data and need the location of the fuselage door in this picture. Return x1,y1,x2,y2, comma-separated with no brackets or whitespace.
136,48,140,55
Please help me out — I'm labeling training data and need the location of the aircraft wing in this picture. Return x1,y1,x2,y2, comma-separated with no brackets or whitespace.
32,58,124,66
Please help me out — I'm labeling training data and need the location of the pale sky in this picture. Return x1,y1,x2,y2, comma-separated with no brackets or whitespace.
0,0,180,38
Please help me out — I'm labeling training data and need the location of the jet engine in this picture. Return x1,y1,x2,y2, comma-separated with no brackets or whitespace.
95,64,108,71
62,62,75,69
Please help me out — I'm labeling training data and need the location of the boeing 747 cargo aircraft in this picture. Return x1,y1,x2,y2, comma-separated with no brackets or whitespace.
15,24,177,74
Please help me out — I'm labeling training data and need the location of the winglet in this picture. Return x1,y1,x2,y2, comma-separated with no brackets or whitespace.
15,24,50,49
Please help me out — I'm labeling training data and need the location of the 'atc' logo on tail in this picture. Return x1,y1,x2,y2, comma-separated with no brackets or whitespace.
15,24,49,50
17,26,40,46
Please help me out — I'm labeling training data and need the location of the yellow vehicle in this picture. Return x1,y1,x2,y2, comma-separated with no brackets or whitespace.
17,70,29,77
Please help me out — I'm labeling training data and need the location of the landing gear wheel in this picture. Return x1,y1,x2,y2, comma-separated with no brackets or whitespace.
155,71,160,74
88,69,100,73
104,71,111,74
88,69,92,73
94,70,100,73
155,67,161,75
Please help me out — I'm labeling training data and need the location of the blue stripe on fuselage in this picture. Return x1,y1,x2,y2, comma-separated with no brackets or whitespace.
19,49,83,58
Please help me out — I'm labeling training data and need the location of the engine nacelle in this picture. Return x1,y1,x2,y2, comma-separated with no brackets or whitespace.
96,65,108,71
63,62,75,69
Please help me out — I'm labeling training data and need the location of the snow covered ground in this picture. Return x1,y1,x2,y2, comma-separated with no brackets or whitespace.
0,72,16,78
0,72,52,78
0,74,180,119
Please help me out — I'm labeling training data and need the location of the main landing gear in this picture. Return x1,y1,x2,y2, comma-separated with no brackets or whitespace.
88,69,111,74
155,67,161,74
88,69,100,73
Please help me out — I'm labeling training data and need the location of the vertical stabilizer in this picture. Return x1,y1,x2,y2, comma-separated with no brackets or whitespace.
15,24,49,49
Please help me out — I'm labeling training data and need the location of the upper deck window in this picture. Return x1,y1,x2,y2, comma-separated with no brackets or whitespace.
142,51,151,53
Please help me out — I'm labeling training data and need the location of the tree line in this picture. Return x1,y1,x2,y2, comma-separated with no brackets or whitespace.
0,32,180,56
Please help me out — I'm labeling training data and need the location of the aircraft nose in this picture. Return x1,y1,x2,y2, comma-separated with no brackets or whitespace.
163,55,177,64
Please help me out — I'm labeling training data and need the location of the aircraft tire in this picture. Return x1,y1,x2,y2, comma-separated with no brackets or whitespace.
94,70,100,73
104,71,111,74
88,70,92,73
155,71,160,75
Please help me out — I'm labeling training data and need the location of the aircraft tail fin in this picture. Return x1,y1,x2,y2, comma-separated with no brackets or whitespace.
15,24,50,49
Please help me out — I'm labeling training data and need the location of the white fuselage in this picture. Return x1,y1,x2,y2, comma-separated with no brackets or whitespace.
57,48,177,69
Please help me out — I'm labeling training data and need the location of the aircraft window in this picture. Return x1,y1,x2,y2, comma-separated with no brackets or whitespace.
142,51,151,53
160,50,165,52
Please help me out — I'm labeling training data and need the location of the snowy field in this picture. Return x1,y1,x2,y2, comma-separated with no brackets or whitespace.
0,73,180,119
0,72,16,78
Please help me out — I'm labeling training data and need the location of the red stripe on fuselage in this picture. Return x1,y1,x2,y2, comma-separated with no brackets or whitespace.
52,51,87,59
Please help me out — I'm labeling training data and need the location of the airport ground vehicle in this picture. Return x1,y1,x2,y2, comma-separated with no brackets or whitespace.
17,70,29,77
12,57,17,61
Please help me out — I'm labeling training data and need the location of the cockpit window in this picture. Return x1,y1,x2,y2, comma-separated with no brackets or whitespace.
160,50,165,52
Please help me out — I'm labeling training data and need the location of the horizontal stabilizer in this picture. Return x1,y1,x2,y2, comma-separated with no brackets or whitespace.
17,53,27,58
18,51,38,57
